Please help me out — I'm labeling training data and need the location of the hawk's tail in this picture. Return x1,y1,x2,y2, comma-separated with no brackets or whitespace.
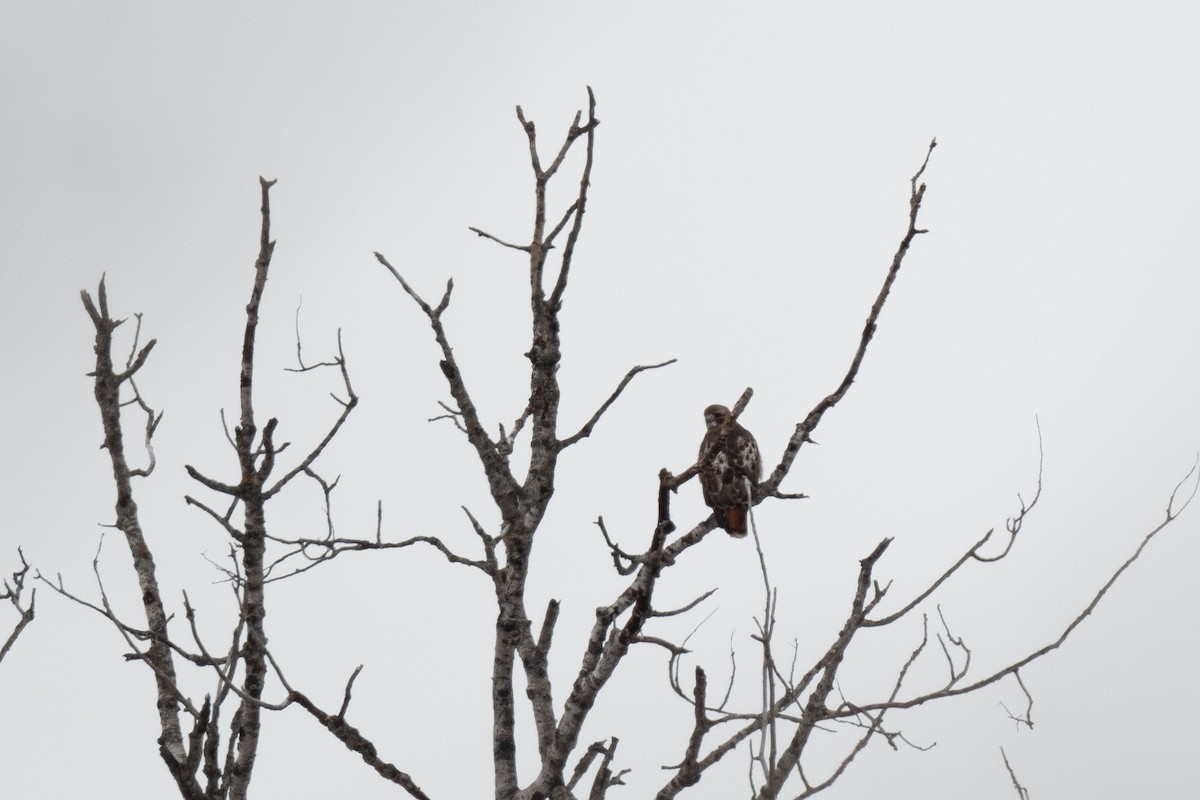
724,506,749,538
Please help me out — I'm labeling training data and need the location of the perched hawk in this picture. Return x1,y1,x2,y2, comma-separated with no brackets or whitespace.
698,404,762,537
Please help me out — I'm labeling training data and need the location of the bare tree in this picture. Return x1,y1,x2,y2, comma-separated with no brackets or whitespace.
1,549,35,666
47,177,360,800
261,91,1197,798
58,91,1194,800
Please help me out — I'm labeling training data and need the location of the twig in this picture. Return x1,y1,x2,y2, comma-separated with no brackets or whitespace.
1001,747,1031,799
558,359,677,449
0,549,36,665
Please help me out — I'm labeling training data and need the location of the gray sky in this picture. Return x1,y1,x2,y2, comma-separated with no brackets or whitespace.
2,2,1197,797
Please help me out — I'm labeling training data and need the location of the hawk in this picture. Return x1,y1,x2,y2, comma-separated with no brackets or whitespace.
698,404,762,537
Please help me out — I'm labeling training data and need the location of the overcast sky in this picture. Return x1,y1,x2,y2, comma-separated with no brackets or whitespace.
1,3,1197,798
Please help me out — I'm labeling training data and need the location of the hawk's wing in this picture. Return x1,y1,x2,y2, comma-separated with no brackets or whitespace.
699,421,760,509
730,421,762,486
698,428,724,508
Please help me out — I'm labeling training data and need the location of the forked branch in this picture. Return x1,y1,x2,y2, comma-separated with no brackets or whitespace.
840,459,1198,719
374,250,520,516
0,549,35,666
79,276,197,791
867,435,1042,627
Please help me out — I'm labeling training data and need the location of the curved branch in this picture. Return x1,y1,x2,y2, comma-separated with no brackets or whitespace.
558,359,677,449
651,588,717,619
840,461,1197,718
864,449,1042,625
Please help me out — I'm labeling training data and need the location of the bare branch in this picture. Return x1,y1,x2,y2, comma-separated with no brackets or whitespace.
288,299,339,372
541,108,585,179
650,588,717,619
798,621,931,797
265,329,359,498
374,251,447,317
460,506,499,571
547,88,599,309
375,250,520,516
730,388,754,419
288,689,434,800
118,314,164,479
338,665,364,719
0,549,36,666
430,400,468,434
558,359,677,449
265,531,494,578
116,334,157,384
866,440,1042,627
184,464,240,496
286,301,348,374
468,225,531,253
585,737,628,800
180,593,288,713
765,140,936,494
183,495,245,541
935,605,971,688
594,516,640,576
497,405,532,456
257,446,489,583
1001,747,1031,800
543,199,579,250
1000,669,1034,730
566,740,608,794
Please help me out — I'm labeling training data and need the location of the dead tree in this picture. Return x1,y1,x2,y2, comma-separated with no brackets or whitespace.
362,92,1190,799
51,178,361,800
56,91,1194,800
1,549,35,666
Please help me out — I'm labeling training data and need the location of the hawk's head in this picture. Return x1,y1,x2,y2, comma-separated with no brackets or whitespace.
704,404,732,430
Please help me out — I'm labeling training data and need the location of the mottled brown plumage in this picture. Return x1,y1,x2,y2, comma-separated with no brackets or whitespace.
698,404,761,537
